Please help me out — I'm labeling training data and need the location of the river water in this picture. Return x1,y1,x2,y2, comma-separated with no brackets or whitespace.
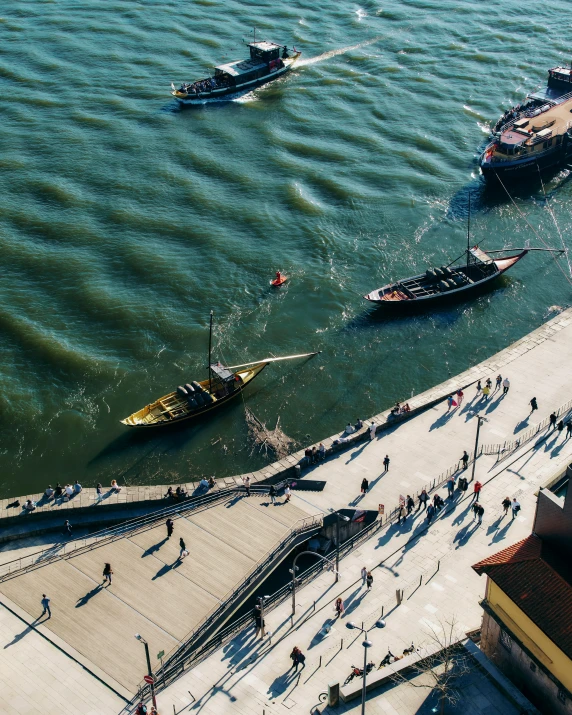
1,0,571,497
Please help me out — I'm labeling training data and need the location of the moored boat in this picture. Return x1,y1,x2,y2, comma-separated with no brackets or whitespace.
121,313,318,428
364,246,527,311
480,65,572,180
171,38,301,104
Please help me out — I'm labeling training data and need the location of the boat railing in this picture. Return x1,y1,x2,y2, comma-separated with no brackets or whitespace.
485,143,563,164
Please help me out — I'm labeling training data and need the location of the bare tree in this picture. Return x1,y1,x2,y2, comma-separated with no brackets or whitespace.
245,408,296,459
391,617,471,715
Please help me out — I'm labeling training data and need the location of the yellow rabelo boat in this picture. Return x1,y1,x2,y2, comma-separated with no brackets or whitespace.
121,313,318,428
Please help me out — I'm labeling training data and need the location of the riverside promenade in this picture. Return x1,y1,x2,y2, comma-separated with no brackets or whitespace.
1,308,572,714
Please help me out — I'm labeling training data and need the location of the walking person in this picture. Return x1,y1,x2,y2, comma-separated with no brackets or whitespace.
290,647,305,671
334,597,345,618
476,379,482,395
360,478,369,495
426,503,435,525
102,563,113,586
269,484,276,504
503,377,510,394
471,480,482,502
495,374,502,392
456,389,464,406
461,450,469,470
254,605,265,639
530,397,538,414
166,518,174,538
383,455,390,472
366,571,373,590
398,504,407,525
406,495,414,515
361,566,368,587
549,412,557,430
179,537,188,559
63,519,72,538
567,421,572,439
243,476,251,496
502,496,511,516
511,498,521,520
476,503,484,525
417,489,429,511
557,420,564,437
284,484,291,503
482,385,490,401
41,594,51,619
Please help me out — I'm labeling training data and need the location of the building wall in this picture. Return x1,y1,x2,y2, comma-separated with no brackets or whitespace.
480,581,572,715
533,488,572,553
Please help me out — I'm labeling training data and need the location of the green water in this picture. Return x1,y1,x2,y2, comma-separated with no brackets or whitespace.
1,0,571,497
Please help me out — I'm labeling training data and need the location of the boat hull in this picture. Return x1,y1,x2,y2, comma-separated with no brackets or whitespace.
172,58,298,105
480,144,572,181
121,363,267,428
364,253,526,313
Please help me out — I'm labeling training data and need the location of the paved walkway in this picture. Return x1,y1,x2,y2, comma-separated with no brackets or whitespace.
156,420,572,715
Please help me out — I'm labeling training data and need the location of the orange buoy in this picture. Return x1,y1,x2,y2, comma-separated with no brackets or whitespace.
270,270,288,287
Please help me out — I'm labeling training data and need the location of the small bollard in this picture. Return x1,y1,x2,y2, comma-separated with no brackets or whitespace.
436,560,440,572
419,574,423,587
313,600,316,611
319,656,322,668
340,638,344,650
381,605,384,618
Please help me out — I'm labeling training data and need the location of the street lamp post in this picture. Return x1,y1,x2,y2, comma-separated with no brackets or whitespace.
330,509,351,584
347,622,374,715
470,416,484,483
290,550,338,616
135,634,157,709
257,594,269,638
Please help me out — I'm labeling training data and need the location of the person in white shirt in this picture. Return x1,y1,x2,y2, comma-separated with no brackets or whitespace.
318,443,326,460
502,378,510,395
369,423,376,440
360,566,367,587
44,485,54,498
64,485,74,498
511,498,521,520
345,423,355,434
284,485,291,502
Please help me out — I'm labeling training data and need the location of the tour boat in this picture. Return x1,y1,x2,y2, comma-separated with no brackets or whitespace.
480,65,572,180
171,39,301,105
121,314,318,428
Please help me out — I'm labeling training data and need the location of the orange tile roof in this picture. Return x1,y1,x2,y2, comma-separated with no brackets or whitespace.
473,535,572,659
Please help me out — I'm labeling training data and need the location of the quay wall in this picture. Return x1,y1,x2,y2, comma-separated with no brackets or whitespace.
2,308,571,539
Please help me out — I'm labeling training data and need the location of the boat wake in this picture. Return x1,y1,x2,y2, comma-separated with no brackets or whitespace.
296,36,382,67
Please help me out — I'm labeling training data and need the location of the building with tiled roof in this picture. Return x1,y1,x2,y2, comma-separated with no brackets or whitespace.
473,482,572,715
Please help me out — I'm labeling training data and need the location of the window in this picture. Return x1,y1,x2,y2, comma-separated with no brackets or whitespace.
499,629,512,651
558,688,567,704
529,661,536,672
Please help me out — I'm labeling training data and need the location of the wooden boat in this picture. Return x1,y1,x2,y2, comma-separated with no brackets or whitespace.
121,313,318,428
171,35,301,105
363,246,528,310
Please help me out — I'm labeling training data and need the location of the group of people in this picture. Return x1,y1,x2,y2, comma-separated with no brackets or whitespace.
446,374,510,411
180,74,232,95
390,402,411,417
304,443,326,464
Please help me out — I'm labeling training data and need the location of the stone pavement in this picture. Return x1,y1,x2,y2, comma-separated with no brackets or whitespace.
155,422,572,714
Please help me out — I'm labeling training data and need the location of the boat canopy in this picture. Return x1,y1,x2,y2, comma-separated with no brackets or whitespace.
210,362,235,382
214,58,266,77
470,247,493,265
248,41,282,62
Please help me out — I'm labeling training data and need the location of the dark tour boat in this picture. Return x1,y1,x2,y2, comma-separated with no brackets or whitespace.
171,37,301,104
479,65,572,180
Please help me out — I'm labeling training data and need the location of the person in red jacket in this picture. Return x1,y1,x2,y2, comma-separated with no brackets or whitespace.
471,480,482,502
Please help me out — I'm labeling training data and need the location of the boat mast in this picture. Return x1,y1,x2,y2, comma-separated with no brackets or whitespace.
208,311,213,392
466,190,471,269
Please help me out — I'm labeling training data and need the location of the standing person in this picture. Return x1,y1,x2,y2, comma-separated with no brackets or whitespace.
334,597,345,618
166,518,174,538
284,484,291,503
485,378,492,390
447,477,455,498
102,563,113,586
398,504,407,524
41,594,51,619
530,397,538,414
511,498,521,520
482,385,490,401
179,538,188,559
472,502,480,521
383,455,390,472
495,375,502,391
549,412,557,430
254,605,265,639
476,379,482,395
426,503,435,525
243,476,251,496
476,503,484,525
503,377,510,394
502,496,511,516
417,489,429,511
557,420,564,436
369,422,376,441
456,389,464,406
567,421,572,439
361,566,368,587
269,484,276,504
472,481,482,502
318,442,326,460
360,478,369,495
96,483,103,502
406,495,414,515
461,451,469,470
291,647,306,671
366,571,373,590
63,519,72,538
